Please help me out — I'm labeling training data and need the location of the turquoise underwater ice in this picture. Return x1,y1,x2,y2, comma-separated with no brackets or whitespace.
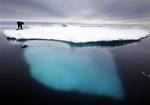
23,41,124,100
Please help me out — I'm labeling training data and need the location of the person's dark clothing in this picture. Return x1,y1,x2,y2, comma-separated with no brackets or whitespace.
17,21,24,30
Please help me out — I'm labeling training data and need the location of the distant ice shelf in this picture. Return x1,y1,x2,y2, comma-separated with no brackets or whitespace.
4,26,149,43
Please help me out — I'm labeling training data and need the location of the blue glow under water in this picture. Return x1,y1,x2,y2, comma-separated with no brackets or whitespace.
23,41,124,100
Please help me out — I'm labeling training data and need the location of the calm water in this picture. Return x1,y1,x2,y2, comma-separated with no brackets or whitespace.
0,24,150,105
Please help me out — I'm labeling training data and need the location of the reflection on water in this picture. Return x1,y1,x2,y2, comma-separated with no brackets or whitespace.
23,41,124,100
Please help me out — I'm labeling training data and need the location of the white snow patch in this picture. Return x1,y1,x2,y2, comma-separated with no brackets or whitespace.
4,26,149,43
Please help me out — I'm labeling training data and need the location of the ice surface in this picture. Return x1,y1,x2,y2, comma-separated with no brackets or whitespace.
4,26,149,43
23,41,124,99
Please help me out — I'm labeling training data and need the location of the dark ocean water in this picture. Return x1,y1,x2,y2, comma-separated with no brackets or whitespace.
0,23,150,105
110,36,150,105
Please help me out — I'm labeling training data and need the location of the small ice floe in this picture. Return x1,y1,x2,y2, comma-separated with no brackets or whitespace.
142,71,150,78
21,44,28,48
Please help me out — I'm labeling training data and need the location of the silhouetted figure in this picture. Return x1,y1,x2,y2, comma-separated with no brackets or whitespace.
16,21,24,30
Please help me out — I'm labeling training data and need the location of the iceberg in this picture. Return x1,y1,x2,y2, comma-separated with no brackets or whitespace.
23,41,124,100
4,26,149,43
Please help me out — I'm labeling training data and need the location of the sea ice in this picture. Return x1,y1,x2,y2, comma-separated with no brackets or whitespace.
4,26,149,43
23,41,124,99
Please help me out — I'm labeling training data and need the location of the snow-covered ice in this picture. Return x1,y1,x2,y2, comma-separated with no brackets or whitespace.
4,26,149,43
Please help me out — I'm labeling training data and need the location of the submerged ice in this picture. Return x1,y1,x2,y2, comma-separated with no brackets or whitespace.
23,41,124,99
4,26,149,43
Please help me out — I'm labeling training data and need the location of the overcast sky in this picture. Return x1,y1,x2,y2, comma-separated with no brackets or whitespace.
0,0,150,24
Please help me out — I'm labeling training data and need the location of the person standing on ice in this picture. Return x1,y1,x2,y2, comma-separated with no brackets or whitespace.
16,21,24,30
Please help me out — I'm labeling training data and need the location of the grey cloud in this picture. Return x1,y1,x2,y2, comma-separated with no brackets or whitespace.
96,0,150,19
0,0,150,23
0,0,65,20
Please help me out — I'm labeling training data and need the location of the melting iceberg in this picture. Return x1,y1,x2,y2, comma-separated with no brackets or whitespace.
23,41,124,99
4,26,149,43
